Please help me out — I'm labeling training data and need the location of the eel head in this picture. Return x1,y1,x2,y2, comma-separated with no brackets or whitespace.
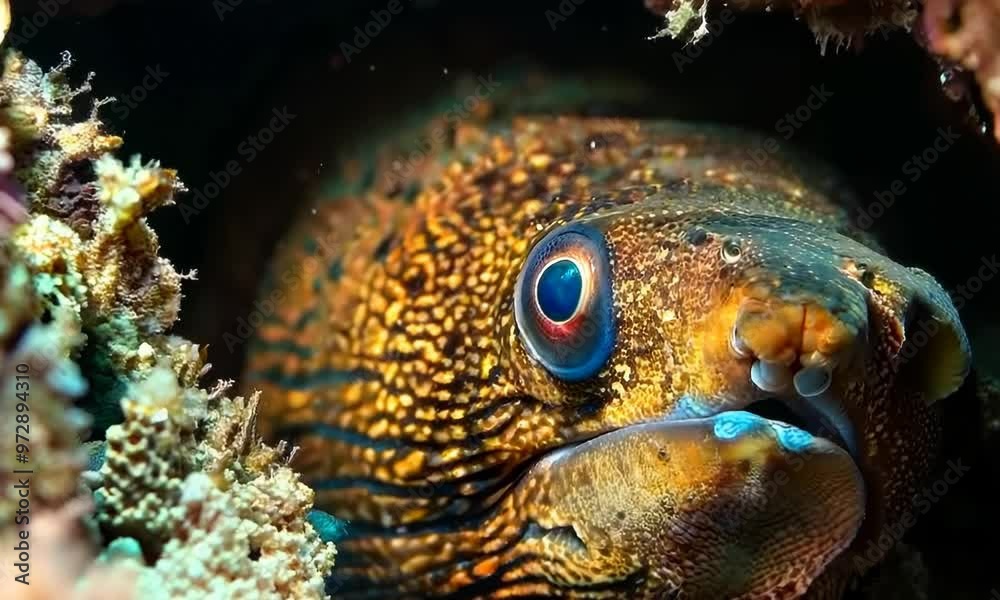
500,192,971,596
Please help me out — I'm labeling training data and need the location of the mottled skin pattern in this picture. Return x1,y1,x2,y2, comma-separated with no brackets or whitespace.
246,117,970,598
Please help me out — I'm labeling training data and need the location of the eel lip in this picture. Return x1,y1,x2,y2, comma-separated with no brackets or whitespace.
742,392,860,460
535,413,865,598
663,387,862,464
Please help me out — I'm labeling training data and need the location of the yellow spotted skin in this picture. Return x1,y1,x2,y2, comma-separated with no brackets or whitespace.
245,117,970,598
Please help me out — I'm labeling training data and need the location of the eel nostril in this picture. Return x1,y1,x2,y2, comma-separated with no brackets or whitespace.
793,366,832,397
730,326,751,358
750,360,793,392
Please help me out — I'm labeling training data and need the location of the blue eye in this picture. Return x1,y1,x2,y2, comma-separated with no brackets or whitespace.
514,224,616,382
536,259,583,323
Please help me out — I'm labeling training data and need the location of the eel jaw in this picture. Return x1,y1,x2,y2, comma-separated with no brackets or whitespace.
517,413,865,598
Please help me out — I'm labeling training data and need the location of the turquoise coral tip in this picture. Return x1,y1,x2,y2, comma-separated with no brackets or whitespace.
307,509,348,543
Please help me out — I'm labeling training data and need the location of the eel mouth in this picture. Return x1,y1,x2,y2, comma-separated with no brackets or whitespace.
527,406,865,598
742,395,857,458
689,274,872,471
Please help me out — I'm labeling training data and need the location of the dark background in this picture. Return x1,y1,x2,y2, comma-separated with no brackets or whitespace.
11,0,1000,596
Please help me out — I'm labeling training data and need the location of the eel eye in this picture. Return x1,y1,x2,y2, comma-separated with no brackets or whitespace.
514,224,615,381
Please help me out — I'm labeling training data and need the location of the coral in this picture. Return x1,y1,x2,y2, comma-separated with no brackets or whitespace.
0,367,336,600
0,47,338,599
924,0,1000,143
0,51,120,210
95,367,200,546
84,155,184,336
647,0,710,42
200,388,272,476
93,368,336,595
12,214,88,327
646,0,918,50
93,369,336,597
0,497,141,600
646,0,1000,142
0,242,90,522
2,47,199,436
137,471,335,599
0,48,183,427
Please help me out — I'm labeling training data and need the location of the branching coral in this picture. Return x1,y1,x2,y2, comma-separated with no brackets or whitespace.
0,46,197,434
0,51,120,209
0,45,338,600
85,155,184,336
93,369,336,598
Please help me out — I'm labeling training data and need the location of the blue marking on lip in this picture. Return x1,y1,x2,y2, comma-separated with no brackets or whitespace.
712,411,766,440
772,424,815,453
666,394,716,420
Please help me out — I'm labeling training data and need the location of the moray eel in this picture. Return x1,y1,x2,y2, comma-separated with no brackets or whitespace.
245,116,971,598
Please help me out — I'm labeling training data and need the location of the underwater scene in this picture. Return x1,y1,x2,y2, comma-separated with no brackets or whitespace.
0,0,999,598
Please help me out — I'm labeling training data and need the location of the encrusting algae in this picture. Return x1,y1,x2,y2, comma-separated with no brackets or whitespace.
0,30,337,600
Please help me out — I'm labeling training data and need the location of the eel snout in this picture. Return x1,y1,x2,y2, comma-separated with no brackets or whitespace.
515,413,864,599
696,216,971,457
